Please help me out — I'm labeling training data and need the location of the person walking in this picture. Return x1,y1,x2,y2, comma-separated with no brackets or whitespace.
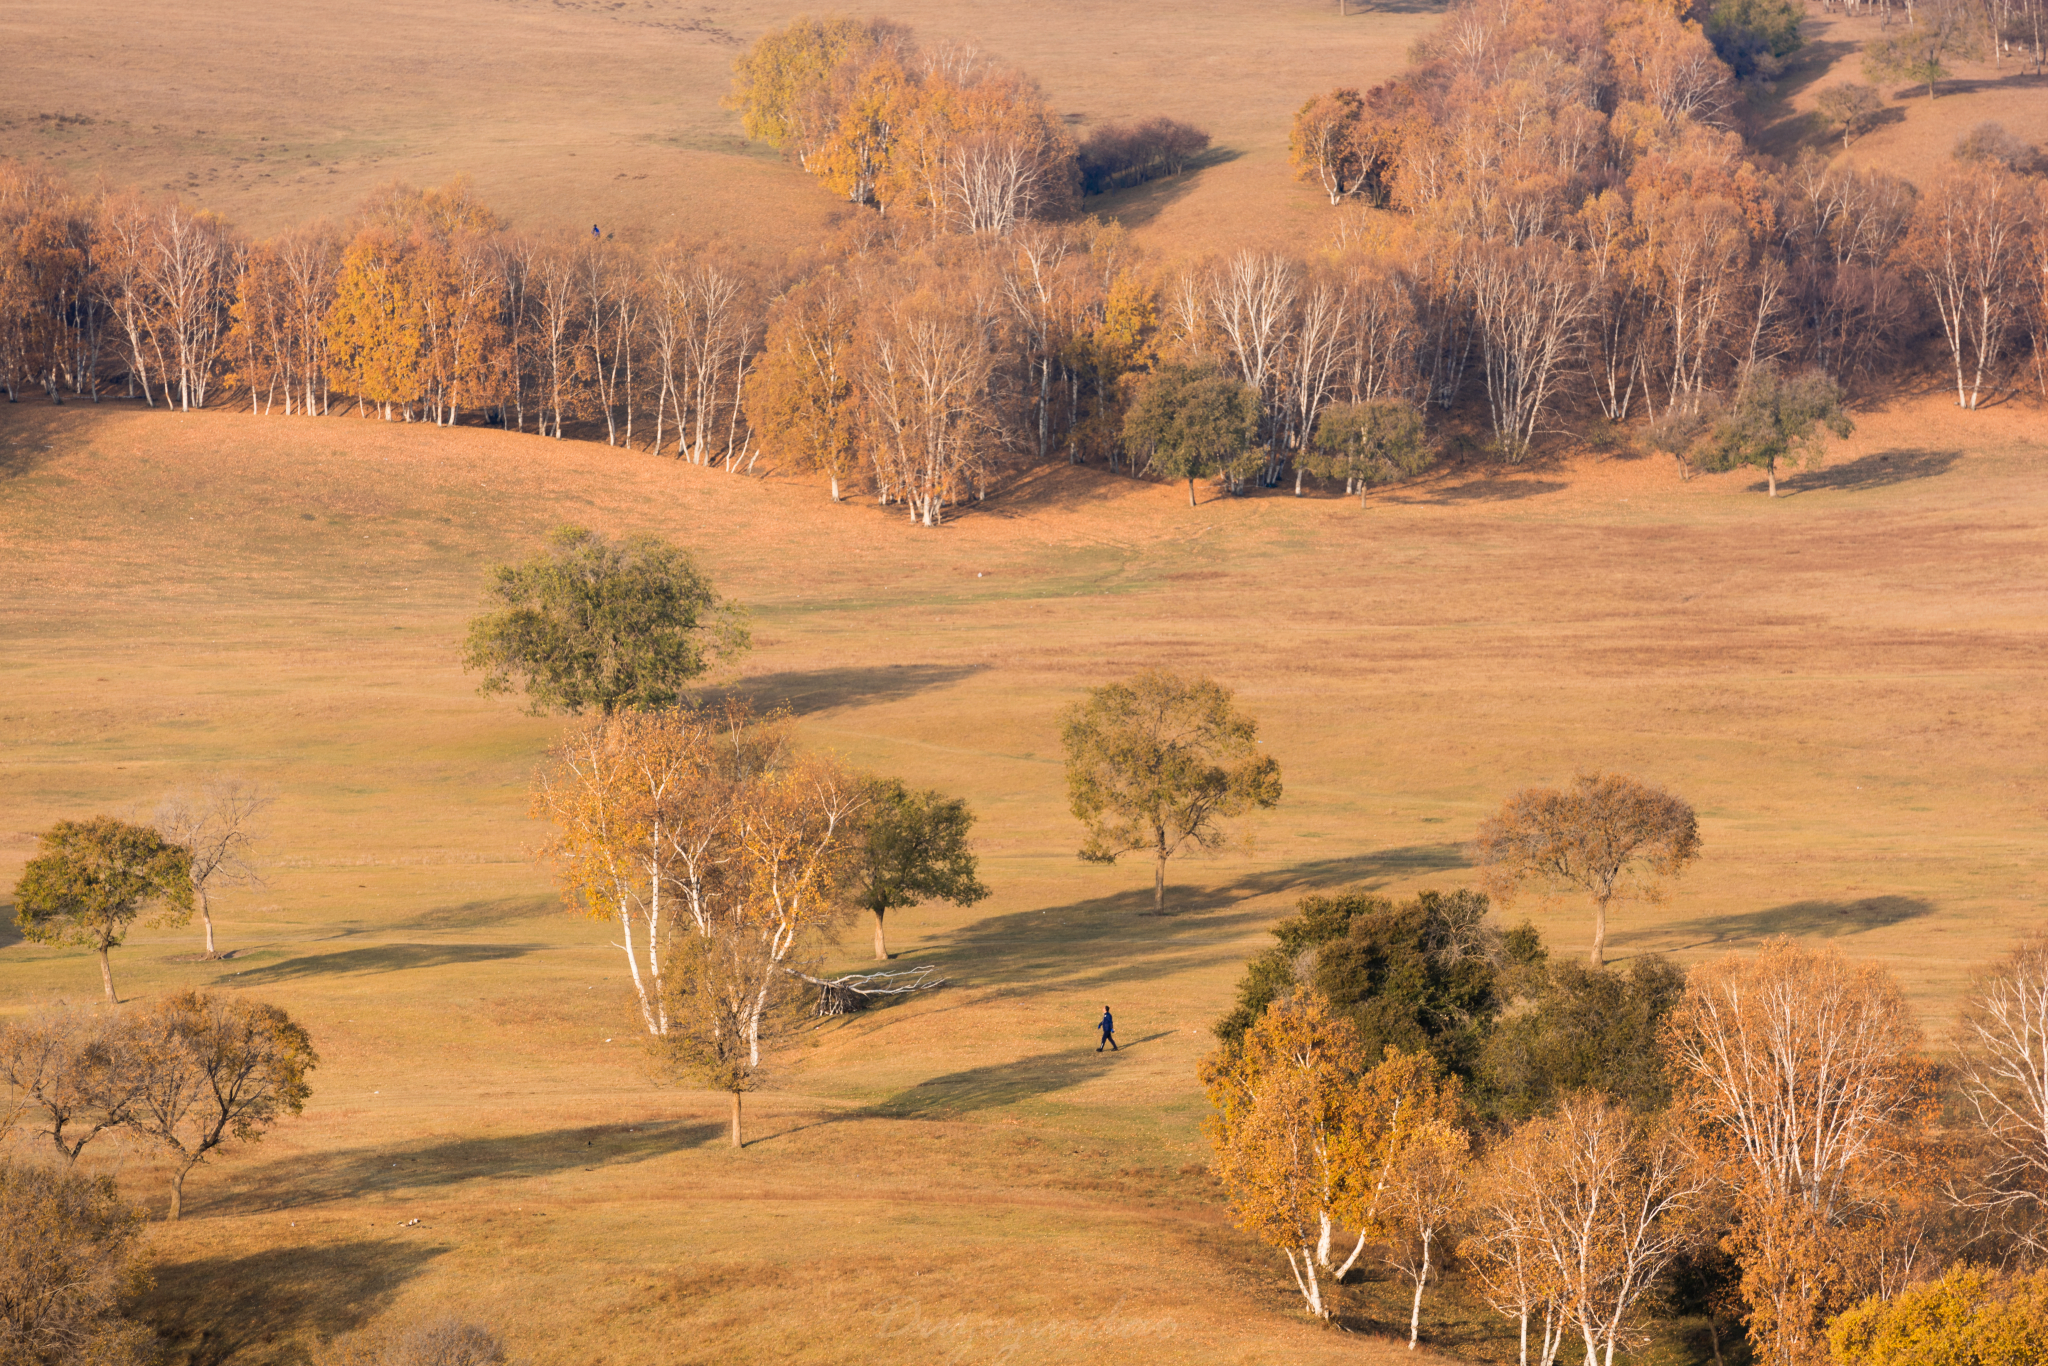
1097,1005,1118,1052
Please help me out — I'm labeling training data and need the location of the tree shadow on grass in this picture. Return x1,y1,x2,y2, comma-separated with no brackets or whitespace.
144,1238,450,1366
216,1119,726,1213
723,662,987,716
214,942,544,986
1753,447,1963,495
1653,895,1934,950
0,908,21,950
1400,477,1569,504
923,846,1469,994
389,895,559,933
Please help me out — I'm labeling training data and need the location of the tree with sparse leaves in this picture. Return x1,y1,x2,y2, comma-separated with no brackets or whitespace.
464,525,748,715
0,1161,154,1366
153,778,270,959
1477,772,1700,969
1062,669,1282,915
14,818,193,1004
655,927,802,1148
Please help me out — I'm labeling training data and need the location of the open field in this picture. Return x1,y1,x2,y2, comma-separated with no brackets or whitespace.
2,393,2045,1363
0,0,1441,260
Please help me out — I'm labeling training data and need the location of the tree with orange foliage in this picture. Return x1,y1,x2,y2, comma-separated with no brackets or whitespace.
1905,164,2036,411
1665,940,1936,1366
1203,991,1463,1318
745,269,859,495
1478,772,1700,968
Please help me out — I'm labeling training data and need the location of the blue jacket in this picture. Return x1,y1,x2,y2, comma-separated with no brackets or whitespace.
1099,1011,1114,1034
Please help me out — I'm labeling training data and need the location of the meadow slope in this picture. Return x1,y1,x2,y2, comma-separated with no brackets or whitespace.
1,396,2045,1363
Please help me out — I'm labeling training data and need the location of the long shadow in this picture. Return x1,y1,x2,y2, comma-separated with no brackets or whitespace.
217,1119,725,1212
1754,447,1962,495
1402,477,1568,505
1655,895,1934,949
144,1239,449,1366
925,846,1468,993
0,411,61,478
1094,149,1244,231
389,895,559,933
214,942,543,985
725,662,987,716
0,908,21,950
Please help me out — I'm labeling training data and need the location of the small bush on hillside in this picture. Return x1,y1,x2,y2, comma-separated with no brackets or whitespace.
1078,117,1211,195
1954,121,2040,173
0,1161,155,1366
321,1316,511,1366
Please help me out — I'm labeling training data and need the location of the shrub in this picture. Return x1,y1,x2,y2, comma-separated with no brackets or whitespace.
0,1161,154,1366
1078,117,1211,195
1831,1265,2048,1365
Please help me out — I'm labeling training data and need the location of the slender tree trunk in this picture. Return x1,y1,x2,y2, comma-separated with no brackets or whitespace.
1519,1309,1529,1366
1590,895,1610,967
1285,1246,1327,1318
1334,1229,1370,1279
198,886,216,957
1187,477,1197,507
616,904,659,1034
873,907,889,961
730,1091,743,1147
98,947,117,1004
1768,457,1777,498
1154,831,1168,915
167,1163,193,1221
1318,1211,1333,1268
1409,1232,1432,1347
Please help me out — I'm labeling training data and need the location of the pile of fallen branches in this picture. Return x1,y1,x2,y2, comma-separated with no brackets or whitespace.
789,964,948,1017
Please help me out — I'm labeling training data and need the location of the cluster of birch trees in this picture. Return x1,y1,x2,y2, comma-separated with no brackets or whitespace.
1207,922,2048,1366
1288,0,2048,449
4,0,2048,512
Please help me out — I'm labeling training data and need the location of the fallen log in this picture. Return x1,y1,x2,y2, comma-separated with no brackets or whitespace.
788,964,948,1017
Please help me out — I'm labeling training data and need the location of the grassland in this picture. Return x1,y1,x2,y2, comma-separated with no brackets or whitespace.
7,0,2041,263
1,391,2044,1363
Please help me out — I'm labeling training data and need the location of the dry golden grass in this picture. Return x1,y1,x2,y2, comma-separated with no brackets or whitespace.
1758,11,2048,177
0,0,1437,259
1,391,2045,1363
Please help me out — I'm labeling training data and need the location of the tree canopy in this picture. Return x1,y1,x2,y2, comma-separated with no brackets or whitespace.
1477,771,1701,967
1121,362,1262,506
854,778,989,961
1692,367,1855,497
464,525,748,715
13,817,193,1004
1061,669,1281,914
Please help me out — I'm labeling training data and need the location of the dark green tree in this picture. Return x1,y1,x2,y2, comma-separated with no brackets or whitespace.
14,818,193,1004
1121,362,1262,506
1476,955,1688,1121
1215,888,1520,1084
1694,367,1855,498
463,525,749,714
855,778,989,961
1062,669,1282,915
1302,399,1433,504
1704,0,1806,80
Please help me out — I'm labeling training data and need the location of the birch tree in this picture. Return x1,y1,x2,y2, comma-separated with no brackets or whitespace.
1665,940,1935,1366
1905,165,2035,410
1381,1120,1472,1350
1953,933,2048,1249
153,779,270,959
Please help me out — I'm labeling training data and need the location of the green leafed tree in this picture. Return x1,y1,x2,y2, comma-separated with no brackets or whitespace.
14,818,194,1004
1302,399,1434,505
1121,362,1263,506
855,778,989,961
1694,366,1855,497
463,525,749,715
1061,669,1282,915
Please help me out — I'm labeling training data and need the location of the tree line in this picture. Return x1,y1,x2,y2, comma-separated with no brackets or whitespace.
1287,0,2048,461
7,4,2043,512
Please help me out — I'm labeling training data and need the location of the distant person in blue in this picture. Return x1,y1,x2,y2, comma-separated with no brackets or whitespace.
1097,1005,1118,1052
592,224,602,239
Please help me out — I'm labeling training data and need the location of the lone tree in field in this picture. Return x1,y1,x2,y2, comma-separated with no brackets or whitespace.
1062,669,1282,915
1814,84,1884,149
14,818,194,1003
1477,772,1700,968
464,525,749,715
0,1161,154,1366
1122,363,1262,507
657,929,801,1148
125,990,317,1221
1694,367,1854,498
154,779,270,959
854,778,989,961
0,1005,148,1163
